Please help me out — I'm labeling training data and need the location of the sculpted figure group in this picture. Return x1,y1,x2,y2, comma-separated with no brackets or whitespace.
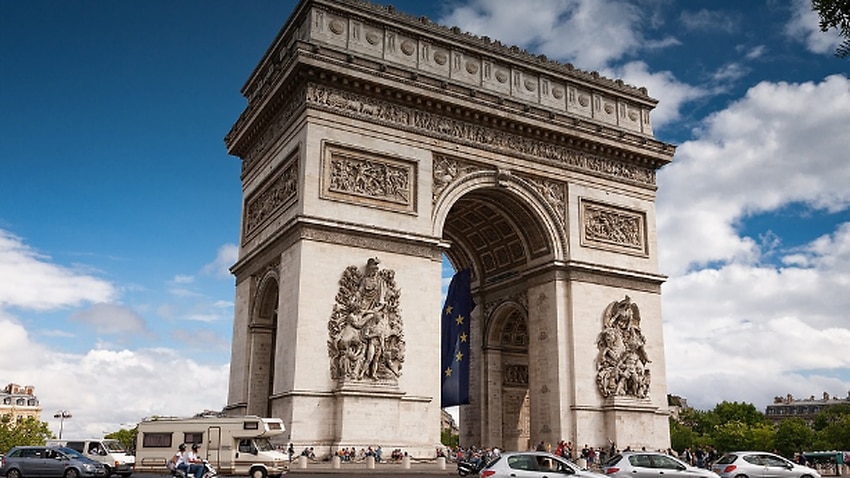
328,258,406,382
595,296,651,398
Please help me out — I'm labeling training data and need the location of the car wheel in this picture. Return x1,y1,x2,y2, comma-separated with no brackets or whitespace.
734,474,749,478
65,468,80,478
119,473,132,478
103,465,112,477
8,469,22,478
250,467,267,478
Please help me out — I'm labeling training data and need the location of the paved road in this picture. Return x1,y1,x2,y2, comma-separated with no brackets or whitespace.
131,463,460,478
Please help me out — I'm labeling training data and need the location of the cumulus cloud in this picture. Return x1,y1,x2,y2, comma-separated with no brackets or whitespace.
658,75,850,409
0,312,228,436
658,74,850,275
0,229,116,311
439,0,678,71
608,61,707,130
70,302,149,335
202,243,238,279
785,0,843,55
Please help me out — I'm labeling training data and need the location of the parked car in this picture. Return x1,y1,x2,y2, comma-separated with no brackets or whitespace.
604,451,721,478
481,451,609,478
712,452,822,478
0,446,107,478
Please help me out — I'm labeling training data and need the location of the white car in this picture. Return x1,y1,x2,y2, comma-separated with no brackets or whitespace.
603,451,721,478
481,451,608,478
712,452,821,478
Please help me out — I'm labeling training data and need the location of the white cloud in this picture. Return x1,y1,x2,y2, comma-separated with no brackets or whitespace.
679,8,740,33
0,311,228,438
785,0,843,55
439,0,677,71
608,61,708,130
658,75,850,409
70,302,149,336
658,74,850,275
202,243,238,279
0,229,116,311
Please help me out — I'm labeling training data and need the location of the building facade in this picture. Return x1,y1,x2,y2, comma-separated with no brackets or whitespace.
1,383,42,422
765,392,850,423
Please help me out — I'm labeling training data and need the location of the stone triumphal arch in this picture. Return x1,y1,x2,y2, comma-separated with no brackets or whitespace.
224,0,675,455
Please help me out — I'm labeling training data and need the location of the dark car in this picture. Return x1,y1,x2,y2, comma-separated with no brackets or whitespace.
0,446,106,478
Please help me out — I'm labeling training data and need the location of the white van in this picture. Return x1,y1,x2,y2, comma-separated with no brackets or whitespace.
135,415,288,477
47,438,135,477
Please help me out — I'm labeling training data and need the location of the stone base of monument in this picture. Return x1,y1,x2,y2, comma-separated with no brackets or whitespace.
602,396,668,447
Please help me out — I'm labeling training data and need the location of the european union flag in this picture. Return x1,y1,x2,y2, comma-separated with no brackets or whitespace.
441,268,474,408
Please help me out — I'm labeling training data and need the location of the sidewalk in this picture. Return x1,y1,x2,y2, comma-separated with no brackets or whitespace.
286,458,456,474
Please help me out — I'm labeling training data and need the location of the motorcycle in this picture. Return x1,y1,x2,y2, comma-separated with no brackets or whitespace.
457,457,486,476
171,460,217,478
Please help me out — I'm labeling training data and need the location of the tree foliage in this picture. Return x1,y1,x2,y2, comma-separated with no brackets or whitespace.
670,400,849,456
105,426,138,454
0,415,53,454
812,0,850,58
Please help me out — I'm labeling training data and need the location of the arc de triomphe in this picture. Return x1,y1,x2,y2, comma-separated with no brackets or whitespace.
224,0,675,455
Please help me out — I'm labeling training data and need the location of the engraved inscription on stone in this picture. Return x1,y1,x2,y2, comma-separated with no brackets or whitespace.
595,296,651,399
503,364,529,386
580,199,647,255
327,258,406,383
321,143,417,213
243,154,299,239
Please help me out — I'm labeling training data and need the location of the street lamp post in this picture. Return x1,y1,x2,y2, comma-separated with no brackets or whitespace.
54,410,72,439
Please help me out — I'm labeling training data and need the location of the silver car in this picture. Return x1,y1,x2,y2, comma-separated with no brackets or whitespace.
0,446,106,478
604,452,721,478
712,452,821,478
480,451,608,478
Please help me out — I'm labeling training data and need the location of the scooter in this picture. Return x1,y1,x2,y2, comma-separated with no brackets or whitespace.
457,457,485,476
171,460,217,478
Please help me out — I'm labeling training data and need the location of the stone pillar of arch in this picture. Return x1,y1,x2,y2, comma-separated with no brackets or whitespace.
224,0,675,455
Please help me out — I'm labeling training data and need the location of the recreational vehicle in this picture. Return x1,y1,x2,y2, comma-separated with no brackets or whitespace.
135,416,288,478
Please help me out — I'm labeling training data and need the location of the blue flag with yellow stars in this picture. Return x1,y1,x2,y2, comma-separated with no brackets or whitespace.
441,268,474,408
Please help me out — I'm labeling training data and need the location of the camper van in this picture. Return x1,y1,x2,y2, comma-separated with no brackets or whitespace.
135,415,288,478
46,438,135,477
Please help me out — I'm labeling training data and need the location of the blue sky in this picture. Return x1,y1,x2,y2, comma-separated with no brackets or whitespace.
1,0,849,439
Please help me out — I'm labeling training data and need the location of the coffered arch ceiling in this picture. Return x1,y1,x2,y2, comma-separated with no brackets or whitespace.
443,188,553,285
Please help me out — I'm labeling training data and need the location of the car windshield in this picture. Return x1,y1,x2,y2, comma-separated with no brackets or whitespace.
715,454,737,465
58,447,86,459
605,454,624,466
254,439,274,452
104,441,127,453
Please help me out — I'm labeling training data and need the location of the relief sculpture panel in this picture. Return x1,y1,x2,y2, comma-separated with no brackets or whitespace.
321,143,417,213
595,296,651,399
327,258,406,383
243,155,299,240
580,199,647,256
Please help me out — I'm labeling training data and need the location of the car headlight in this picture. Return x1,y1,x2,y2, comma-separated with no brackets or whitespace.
83,464,95,472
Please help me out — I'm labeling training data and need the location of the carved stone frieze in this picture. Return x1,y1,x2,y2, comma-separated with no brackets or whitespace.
503,364,529,386
327,258,406,383
432,154,482,204
321,143,416,213
521,175,567,227
306,84,656,186
483,291,528,323
240,87,306,176
595,296,651,399
580,199,647,256
243,155,299,240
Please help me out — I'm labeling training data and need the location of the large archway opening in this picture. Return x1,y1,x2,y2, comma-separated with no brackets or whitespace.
247,276,279,418
440,184,558,448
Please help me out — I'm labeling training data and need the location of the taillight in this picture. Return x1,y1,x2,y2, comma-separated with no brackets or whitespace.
723,465,737,473
605,468,620,474
481,471,496,478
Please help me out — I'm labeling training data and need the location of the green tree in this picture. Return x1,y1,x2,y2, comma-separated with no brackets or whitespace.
815,414,850,450
105,426,138,454
670,417,698,453
811,0,850,58
712,401,768,427
0,415,53,454
774,418,814,457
